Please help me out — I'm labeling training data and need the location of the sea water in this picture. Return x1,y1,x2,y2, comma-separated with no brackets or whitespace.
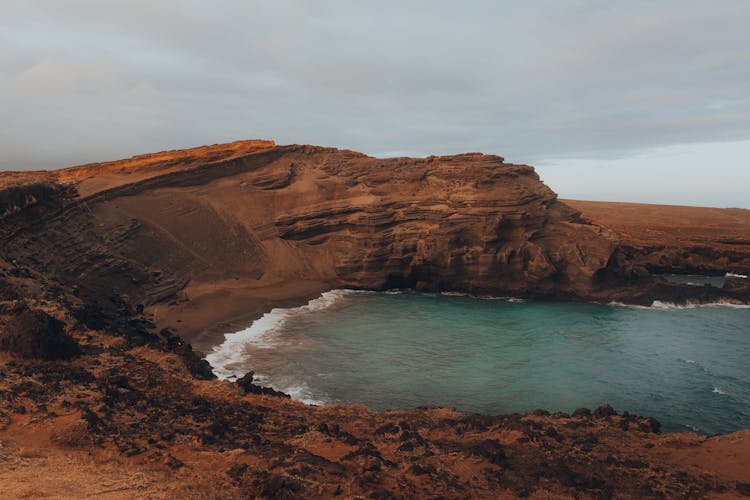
206,290,750,435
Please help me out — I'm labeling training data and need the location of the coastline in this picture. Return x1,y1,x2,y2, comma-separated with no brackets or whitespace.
198,286,750,435
172,278,750,358
205,289,358,380
3,140,750,496
148,278,331,355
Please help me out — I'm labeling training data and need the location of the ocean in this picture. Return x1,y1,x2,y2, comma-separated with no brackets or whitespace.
206,290,750,435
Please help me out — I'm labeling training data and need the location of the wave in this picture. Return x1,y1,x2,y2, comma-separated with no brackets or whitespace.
651,300,750,310
205,289,356,380
609,300,750,310
384,289,526,302
280,382,330,406
606,302,653,310
252,372,330,406
712,387,729,396
726,272,748,279
440,291,526,302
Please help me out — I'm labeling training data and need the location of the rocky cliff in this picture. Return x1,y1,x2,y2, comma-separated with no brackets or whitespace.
566,199,750,275
2,141,748,344
0,141,621,340
2,141,750,497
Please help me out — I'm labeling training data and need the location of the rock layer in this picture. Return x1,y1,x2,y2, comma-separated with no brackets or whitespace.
1,143,618,333
566,199,750,275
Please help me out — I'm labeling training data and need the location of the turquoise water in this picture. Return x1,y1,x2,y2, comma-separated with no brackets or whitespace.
209,291,750,435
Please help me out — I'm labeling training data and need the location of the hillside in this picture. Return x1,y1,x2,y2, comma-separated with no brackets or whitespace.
1,141,749,498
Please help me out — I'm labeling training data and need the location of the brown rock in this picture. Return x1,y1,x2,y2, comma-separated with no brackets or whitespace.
236,371,290,398
0,309,80,360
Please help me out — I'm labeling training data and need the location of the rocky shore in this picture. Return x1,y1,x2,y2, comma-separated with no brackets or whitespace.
1,140,750,497
2,264,750,497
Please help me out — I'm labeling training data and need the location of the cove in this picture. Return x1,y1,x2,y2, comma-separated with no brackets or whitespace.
207,291,750,435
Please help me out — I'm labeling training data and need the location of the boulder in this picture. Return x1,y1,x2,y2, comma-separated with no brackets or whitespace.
236,371,290,398
0,309,80,360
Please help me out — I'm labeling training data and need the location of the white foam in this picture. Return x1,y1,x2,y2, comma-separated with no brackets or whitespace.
651,300,750,310
726,272,748,279
685,423,702,433
609,300,750,310
283,384,329,406
712,387,729,395
205,289,355,380
607,301,652,310
439,291,526,302
251,373,329,405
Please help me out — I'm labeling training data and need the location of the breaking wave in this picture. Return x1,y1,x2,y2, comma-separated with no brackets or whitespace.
205,290,357,381
726,272,748,279
609,301,750,310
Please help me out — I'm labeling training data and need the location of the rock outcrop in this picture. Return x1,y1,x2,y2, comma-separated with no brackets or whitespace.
0,142,617,334
566,200,750,276
0,308,80,360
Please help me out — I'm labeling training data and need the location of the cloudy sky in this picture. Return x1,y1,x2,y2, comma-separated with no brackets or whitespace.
2,1,749,207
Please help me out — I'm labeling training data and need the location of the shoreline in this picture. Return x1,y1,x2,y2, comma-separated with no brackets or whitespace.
205,289,356,381
190,283,750,366
198,286,750,436
148,278,332,355
173,279,750,353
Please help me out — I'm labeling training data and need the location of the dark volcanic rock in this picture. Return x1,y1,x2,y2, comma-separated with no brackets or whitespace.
593,247,652,288
572,408,592,418
0,308,80,360
724,275,750,293
165,334,216,380
236,371,290,398
639,416,662,434
0,182,66,222
593,404,617,418
0,277,20,301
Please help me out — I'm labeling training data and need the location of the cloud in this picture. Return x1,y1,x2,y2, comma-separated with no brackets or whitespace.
1,0,749,206
536,139,750,208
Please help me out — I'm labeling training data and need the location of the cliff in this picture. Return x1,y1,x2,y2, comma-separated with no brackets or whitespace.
0,141,621,341
565,200,750,275
1,141,750,497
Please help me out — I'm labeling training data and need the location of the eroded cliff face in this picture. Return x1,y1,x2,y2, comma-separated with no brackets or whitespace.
566,200,750,275
261,147,618,297
3,141,749,341
0,143,618,320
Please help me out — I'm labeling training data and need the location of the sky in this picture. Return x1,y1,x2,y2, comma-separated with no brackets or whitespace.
1,1,749,208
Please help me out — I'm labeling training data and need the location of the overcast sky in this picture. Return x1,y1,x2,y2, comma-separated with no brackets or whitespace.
2,1,749,207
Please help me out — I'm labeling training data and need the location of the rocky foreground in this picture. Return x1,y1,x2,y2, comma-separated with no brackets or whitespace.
2,266,750,498
1,140,750,498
